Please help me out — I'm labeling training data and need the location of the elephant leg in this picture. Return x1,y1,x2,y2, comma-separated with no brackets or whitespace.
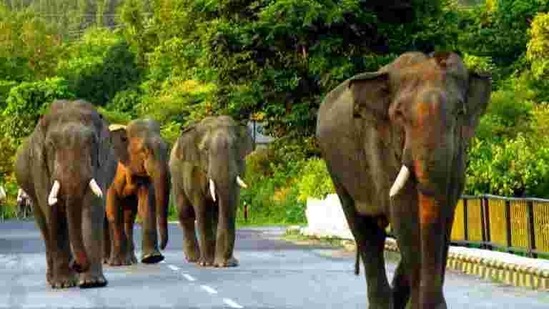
49,205,77,289
176,191,199,263
194,200,215,267
33,205,55,285
123,196,138,265
106,188,129,266
214,199,238,268
391,260,411,309
440,212,455,284
330,174,391,309
78,196,107,288
102,217,110,264
137,186,164,264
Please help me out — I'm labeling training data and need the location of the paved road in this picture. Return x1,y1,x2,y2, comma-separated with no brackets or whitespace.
1,221,548,308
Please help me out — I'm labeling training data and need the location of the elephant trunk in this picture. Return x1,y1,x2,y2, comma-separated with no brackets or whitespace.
153,165,169,250
65,196,90,273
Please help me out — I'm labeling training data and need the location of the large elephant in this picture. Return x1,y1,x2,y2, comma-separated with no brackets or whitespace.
14,100,117,288
169,116,253,267
104,119,170,265
316,52,491,308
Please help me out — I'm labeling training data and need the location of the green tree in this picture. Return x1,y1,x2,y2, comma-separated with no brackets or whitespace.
527,12,549,102
457,0,549,82
0,5,62,81
1,77,74,140
137,0,456,139
57,27,142,105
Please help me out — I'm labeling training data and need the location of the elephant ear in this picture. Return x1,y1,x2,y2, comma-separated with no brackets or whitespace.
175,125,202,163
238,125,253,159
109,125,130,165
95,118,118,187
462,72,492,141
349,71,391,121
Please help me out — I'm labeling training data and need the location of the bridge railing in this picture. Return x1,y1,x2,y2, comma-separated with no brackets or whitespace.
450,194,549,258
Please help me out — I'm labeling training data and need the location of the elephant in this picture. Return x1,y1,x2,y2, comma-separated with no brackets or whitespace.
316,52,491,308
169,116,253,267
14,99,117,289
104,119,170,266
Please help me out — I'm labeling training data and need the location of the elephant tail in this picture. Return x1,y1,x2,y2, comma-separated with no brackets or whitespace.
354,245,360,276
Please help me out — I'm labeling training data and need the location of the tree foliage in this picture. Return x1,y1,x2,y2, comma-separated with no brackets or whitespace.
1,0,549,216
56,28,142,105
1,77,74,140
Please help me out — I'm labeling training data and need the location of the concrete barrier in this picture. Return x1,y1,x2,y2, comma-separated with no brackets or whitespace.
298,193,549,290
300,194,353,240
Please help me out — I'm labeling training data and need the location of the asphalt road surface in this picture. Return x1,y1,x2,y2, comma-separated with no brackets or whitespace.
1,221,548,308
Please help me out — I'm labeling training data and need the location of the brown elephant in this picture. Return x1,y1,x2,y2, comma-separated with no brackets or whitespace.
316,52,491,308
169,116,252,267
14,100,117,288
104,119,170,266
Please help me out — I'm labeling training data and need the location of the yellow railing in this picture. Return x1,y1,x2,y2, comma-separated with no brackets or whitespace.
450,195,549,258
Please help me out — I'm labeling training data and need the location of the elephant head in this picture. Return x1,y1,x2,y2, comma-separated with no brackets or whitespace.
110,119,170,250
34,100,114,273
350,52,491,201
181,116,253,203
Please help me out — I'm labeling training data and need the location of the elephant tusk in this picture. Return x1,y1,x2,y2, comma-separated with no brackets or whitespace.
48,180,61,206
89,178,103,198
236,176,248,188
389,165,410,197
209,179,216,202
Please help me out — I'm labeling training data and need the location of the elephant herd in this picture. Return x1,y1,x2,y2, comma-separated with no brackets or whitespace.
12,51,491,309
14,101,252,289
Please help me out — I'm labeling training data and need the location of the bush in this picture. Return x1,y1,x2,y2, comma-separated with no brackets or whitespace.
0,80,17,110
465,134,549,197
238,145,307,225
475,74,536,142
1,77,74,140
296,158,334,202
97,107,132,125
238,142,336,226
107,89,142,117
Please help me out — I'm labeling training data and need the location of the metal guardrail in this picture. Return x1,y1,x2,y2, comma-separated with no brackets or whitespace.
450,194,549,258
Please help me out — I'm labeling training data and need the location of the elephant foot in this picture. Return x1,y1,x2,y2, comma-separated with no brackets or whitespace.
78,272,108,289
183,245,200,263
108,255,132,266
185,255,199,263
50,273,77,289
197,257,214,267
141,251,164,264
214,257,239,268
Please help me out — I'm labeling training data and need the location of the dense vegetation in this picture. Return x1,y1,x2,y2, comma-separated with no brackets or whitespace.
1,0,548,224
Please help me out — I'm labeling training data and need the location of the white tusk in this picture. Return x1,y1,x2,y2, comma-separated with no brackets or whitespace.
389,165,410,197
236,176,248,188
89,178,103,198
48,180,61,206
209,179,216,202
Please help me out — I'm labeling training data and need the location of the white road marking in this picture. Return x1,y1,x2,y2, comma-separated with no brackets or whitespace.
223,298,244,308
200,285,218,294
183,274,196,282
160,260,166,264
168,265,179,271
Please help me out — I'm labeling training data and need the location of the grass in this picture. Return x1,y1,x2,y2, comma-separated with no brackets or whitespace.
282,227,353,248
